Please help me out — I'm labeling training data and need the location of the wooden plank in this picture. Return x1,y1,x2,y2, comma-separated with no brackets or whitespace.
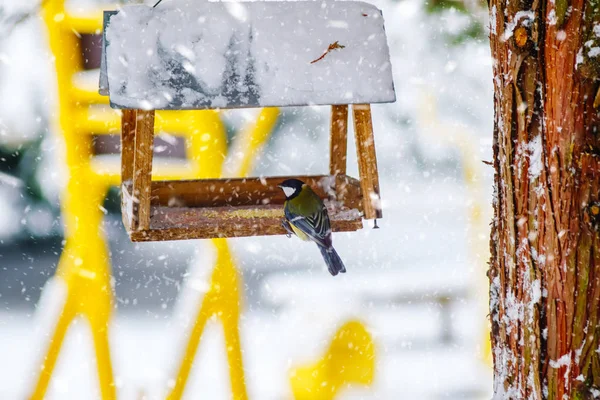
132,109,155,230
329,105,348,176
128,203,363,242
102,2,395,109
120,109,136,183
352,104,382,220
150,175,363,210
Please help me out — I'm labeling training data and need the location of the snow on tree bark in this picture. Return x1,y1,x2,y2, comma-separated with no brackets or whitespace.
488,0,600,397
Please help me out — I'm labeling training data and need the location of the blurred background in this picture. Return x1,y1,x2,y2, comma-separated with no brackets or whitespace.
0,0,494,398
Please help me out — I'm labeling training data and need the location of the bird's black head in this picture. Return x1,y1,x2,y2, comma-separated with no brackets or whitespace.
277,178,305,200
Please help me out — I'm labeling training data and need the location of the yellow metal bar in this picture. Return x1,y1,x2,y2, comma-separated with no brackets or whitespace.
40,2,278,400
33,1,228,399
29,207,116,400
29,296,75,399
224,107,280,178
91,325,116,400
290,320,375,400
167,239,247,400
185,110,228,178
168,109,280,399
73,108,230,137
166,304,211,400
71,86,110,105
90,158,199,188
222,315,247,400
65,11,105,34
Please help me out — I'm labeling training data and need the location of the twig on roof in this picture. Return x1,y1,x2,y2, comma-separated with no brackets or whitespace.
310,41,345,64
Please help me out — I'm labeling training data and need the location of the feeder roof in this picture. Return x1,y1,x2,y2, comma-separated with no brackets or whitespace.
99,1,396,110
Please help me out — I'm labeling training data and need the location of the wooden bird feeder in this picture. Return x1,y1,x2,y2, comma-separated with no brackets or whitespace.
99,1,395,242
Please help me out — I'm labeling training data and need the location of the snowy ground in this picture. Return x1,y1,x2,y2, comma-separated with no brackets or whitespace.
0,179,494,399
1,310,492,400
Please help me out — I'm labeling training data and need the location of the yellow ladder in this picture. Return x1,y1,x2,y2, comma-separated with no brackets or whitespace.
166,109,278,400
38,2,371,398
31,1,243,398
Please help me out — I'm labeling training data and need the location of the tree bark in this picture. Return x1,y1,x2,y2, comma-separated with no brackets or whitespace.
488,0,600,397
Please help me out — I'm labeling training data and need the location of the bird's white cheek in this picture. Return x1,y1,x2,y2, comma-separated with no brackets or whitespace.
282,187,296,197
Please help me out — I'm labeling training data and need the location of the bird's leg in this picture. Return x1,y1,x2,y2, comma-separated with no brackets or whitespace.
281,219,294,238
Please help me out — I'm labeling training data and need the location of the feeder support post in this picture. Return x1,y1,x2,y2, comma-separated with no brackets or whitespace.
121,109,136,183
352,104,382,220
330,105,348,176
131,109,155,231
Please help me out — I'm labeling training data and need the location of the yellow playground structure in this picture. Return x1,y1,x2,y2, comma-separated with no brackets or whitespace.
31,1,376,399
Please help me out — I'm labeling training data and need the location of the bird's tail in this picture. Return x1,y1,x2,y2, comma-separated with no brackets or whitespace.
319,246,346,276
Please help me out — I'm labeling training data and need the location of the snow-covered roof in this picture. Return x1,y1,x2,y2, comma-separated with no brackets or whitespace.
99,1,395,110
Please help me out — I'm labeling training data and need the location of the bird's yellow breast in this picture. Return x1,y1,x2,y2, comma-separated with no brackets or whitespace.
290,221,310,241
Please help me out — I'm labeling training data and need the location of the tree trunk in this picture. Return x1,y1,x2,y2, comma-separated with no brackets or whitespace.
488,0,600,397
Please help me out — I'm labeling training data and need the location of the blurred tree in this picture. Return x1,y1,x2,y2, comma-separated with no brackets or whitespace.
0,137,62,239
424,0,486,42
0,2,61,240
0,1,47,38
488,0,600,398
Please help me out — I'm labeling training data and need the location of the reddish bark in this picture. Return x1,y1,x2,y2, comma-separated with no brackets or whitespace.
488,0,600,397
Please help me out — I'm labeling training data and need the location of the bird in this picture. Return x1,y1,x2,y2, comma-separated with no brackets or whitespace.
277,178,346,276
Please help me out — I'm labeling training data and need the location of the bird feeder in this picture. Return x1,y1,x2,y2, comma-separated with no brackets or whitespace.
99,1,395,242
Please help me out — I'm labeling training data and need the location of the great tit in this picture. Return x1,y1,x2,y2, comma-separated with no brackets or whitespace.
277,178,346,276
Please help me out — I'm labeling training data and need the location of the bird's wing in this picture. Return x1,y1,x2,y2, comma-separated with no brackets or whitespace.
285,205,332,248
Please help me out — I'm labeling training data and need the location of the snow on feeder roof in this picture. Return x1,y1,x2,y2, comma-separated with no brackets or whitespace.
99,1,395,110
98,1,395,242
